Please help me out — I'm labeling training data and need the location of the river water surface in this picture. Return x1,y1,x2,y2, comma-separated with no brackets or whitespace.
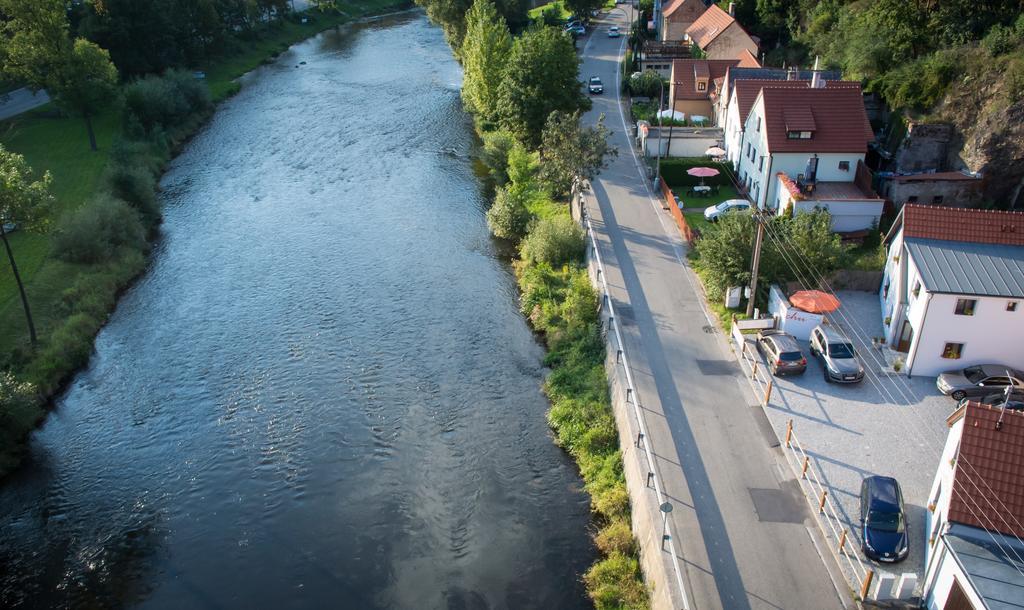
0,12,593,609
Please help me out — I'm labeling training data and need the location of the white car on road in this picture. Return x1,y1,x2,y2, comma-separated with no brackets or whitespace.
608,26,620,37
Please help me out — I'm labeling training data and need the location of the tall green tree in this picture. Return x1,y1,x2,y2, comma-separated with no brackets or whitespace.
0,0,119,151
0,146,54,345
538,110,616,199
496,26,587,146
461,0,512,124
416,0,528,55
52,40,120,151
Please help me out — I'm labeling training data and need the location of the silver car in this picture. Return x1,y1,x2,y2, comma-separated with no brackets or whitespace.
809,325,864,384
936,364,1024,401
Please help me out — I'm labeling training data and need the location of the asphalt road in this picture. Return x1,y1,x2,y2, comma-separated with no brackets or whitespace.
0,87,49,122
579,12,852,610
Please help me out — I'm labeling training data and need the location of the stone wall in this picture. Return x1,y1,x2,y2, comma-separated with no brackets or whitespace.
893,122,954,173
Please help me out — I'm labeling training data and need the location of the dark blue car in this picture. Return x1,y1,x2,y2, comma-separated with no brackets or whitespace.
859,476,909,562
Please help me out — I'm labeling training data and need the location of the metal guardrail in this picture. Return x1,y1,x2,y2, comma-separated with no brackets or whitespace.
582,208,693,610
731,328,875,600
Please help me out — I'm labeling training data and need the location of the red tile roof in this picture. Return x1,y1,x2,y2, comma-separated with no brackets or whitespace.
728,79,859,124
758,86,874,153
947,402,1024,538
685,4,735,49
892,171,982,183
901,204,1024,246
663,0,706,21
737,49,760,68
672,59,740,101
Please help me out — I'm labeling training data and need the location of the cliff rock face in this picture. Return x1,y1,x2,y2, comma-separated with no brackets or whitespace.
934,72,1024,208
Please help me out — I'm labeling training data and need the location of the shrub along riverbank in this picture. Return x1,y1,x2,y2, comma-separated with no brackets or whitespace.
458,0,646,604
0,0,411,478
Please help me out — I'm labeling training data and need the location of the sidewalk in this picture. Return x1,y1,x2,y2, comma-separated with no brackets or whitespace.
580,12,851,610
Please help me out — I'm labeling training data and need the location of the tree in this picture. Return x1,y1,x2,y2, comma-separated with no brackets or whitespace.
0,0,119,151
496,26,587,146
416,0,528,55
51,40,120,151
564,0,604,22
538,111,616,199
627,69,664,98
461,0,512,124
486,185,531,240
0,146,54,345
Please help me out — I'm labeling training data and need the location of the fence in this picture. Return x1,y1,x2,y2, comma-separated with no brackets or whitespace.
583,208,692,610
730,322,876,601
659,176,697,242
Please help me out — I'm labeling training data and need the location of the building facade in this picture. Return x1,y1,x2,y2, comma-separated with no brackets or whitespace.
880,205,1024,377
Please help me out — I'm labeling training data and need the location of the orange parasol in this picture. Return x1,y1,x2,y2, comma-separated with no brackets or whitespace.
789,290,841,313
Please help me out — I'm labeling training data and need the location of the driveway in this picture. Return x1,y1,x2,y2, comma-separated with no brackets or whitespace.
580,10,851,610
738,290,950,595
0,87,50,121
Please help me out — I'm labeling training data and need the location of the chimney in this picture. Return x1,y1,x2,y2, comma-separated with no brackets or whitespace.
810,56,824,88
728,2,735,16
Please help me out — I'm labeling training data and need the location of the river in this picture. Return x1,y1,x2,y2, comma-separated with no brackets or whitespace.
0,12,594,609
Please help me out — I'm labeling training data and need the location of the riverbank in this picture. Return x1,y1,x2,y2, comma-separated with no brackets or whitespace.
0,0,412,479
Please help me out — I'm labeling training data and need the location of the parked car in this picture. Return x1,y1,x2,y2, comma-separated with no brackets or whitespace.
936,364,1024,401
859,476,909,563
588,76,603,94
565,23,585,35
755,329,807,376
703,199,751,221
1,221,17,234
809,325,864,384
976,389,1024,411
607,26,620,37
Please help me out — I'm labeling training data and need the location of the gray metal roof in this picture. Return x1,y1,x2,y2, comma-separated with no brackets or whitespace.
945,525,1024,610
905,238,1024,298
725,67,843,88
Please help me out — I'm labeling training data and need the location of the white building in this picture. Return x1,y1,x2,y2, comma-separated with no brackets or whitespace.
921,400,1024,610
735,84,874,211
880,205,1024,377
772,163,883,232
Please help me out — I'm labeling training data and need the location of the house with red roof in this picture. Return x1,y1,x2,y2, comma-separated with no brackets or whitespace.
684,3,757,61
735,82,876,213
880,205,1024,376
659,0,706,42
668,55,758,123
921,400,1024,609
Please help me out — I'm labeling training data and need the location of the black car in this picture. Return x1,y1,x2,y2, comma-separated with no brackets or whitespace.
978,390,1024,411
755,329,806,376
859,476,909,563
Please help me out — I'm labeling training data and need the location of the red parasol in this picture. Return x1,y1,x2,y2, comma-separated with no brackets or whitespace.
789,290,841,314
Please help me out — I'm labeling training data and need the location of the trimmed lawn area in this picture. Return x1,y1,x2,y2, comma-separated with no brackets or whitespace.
672,184,742,210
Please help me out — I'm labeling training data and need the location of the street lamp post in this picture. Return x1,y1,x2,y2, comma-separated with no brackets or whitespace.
655,77,664,185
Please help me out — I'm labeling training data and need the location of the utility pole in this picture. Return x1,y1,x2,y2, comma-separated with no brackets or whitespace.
655,78,664,184
746,212,765,317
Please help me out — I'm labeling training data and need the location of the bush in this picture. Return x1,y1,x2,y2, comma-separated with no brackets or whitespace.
584,552,649,610
595,519,636,556
480,130,517,185
124,70,212,134
982,24,1019,57
628,69,664,99
520,214,584,266
54,195,148,264
106,162,161,228
487,186,531,241
27,313,102,393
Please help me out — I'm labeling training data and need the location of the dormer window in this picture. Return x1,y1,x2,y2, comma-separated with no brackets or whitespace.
697,82,706,91
787,131,813,139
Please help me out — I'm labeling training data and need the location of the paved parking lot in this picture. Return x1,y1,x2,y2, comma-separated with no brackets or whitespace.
736,290,953,592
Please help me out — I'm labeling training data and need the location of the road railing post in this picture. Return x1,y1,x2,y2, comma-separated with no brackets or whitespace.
785,419,793,448
801,456,810,479
818,490,828,513
762,379,773,406
860,570,875,601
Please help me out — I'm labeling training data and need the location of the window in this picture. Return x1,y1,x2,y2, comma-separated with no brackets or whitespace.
954,299,977,316
883,282,890,298
758,155,764,172
1009,301,1019,312
838,161,850,171
697,81,706,91
942,343,964,359
907,196,919,203
932,195,944,204
786,130,812,139
746,143,751,157
756,117,761,132
912,280,921,298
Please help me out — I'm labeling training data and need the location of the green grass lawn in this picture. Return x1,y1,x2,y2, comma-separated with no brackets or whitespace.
672,184,741,210
529,0,616,22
